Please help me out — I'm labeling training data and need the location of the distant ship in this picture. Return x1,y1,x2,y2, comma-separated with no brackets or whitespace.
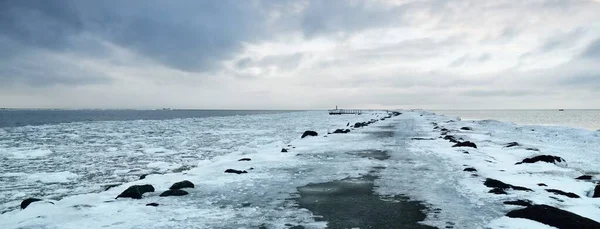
559,109,565,111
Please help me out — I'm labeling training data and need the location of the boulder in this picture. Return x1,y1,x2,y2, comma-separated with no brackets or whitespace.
576,175,593,180
503,200,532,207
546,189,580,198
354,122,367,128
169,180,194,190
506,204,600,229
332,129,351,134
504,142,520,148
516,155,565,165
525,147,540,151
484,178,532,191
443,135,459,143
281,148,288,153
146,203,159,207
301,131,318,138
463,167,477,172
593,184,600,198
452,141,477,149
489,188,507,195
225,169,247,174
159,189,189,197
238,158,251,161
116,184,155,199
21,198,42,209
460,127,472,130
537,183,548,187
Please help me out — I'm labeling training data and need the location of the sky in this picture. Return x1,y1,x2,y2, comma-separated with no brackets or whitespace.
1,0,600,109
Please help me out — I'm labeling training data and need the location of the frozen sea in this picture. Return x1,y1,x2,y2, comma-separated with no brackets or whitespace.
1,109,600,228
434,109,600,131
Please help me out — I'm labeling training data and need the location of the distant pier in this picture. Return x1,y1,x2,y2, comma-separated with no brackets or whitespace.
328,109,364,115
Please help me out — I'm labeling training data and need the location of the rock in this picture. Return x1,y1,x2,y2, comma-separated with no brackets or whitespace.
537,183,548,187
452,141,477,148
545,189,580,198
289,226,305,229
225,169,247,174
21,198,42,209
525,147,540,151
301,131,318,138
146,203,159,207
354,122,367,128
489,188,507,195
503,200,532,207
593,184,600,198
159,189,189,197
463,167,477,172
463,151,469,154
346,122,349,126
411,137,435,140
281,148,288,153
460,127,472,130
104,184,121,191
506,204,600,229
504,142,520,148
332,129,351,134
516,155,565,165
169,180,194,190
484,178,532,191
238,158,251,161
576,175,593,180
139,174,149,180
116,184,155,199
440,128,449,132
443,135,459,143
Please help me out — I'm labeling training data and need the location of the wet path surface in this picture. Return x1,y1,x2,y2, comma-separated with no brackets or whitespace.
293,118,436,229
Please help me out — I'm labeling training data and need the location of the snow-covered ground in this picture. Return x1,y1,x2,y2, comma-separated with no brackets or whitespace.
1,110,599,228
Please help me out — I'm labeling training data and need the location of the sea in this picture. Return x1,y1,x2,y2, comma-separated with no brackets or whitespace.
433,109,600,131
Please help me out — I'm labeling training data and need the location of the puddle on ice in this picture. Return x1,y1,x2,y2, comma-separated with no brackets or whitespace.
293,174,434,229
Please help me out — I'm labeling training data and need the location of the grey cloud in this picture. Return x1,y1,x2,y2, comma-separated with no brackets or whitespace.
580,38,600,59
461,89,548,97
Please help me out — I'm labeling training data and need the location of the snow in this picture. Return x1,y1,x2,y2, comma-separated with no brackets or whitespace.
1,110,599,228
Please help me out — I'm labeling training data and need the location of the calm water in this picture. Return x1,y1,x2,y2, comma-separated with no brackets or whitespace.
0,109,295,128
433,109,600,131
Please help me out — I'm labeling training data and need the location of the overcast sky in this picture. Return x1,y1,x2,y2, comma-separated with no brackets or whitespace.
1,0,599,109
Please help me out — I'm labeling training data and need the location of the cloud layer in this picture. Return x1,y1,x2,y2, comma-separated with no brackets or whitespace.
1,0,599,109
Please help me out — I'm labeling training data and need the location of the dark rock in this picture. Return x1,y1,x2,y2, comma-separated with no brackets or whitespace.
452,141,477,148
332,129,351,134
159,189,189,197
506,204,600,229
463,151,469,154
504,200,532,207
443,135,460,143
537,183,548,187
576,175,593,180
411,137,435,140
301,131,318,138
104,184,121,191
169,180,194,190
460,127,472,130
463,167,477,172
346,122,350,126
225,169,247,174
489,188,507,195
440,128,449,132
545,189,580,198
146,203,159,207
139,174,149,180
516,155,565,165
116,184,155,199
504,142,520,148
593,184,600,198
21,198,42,209
484,178,532,191
525,147,540,151
238,158,251,161
354,122,367,128
281,148,288,153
